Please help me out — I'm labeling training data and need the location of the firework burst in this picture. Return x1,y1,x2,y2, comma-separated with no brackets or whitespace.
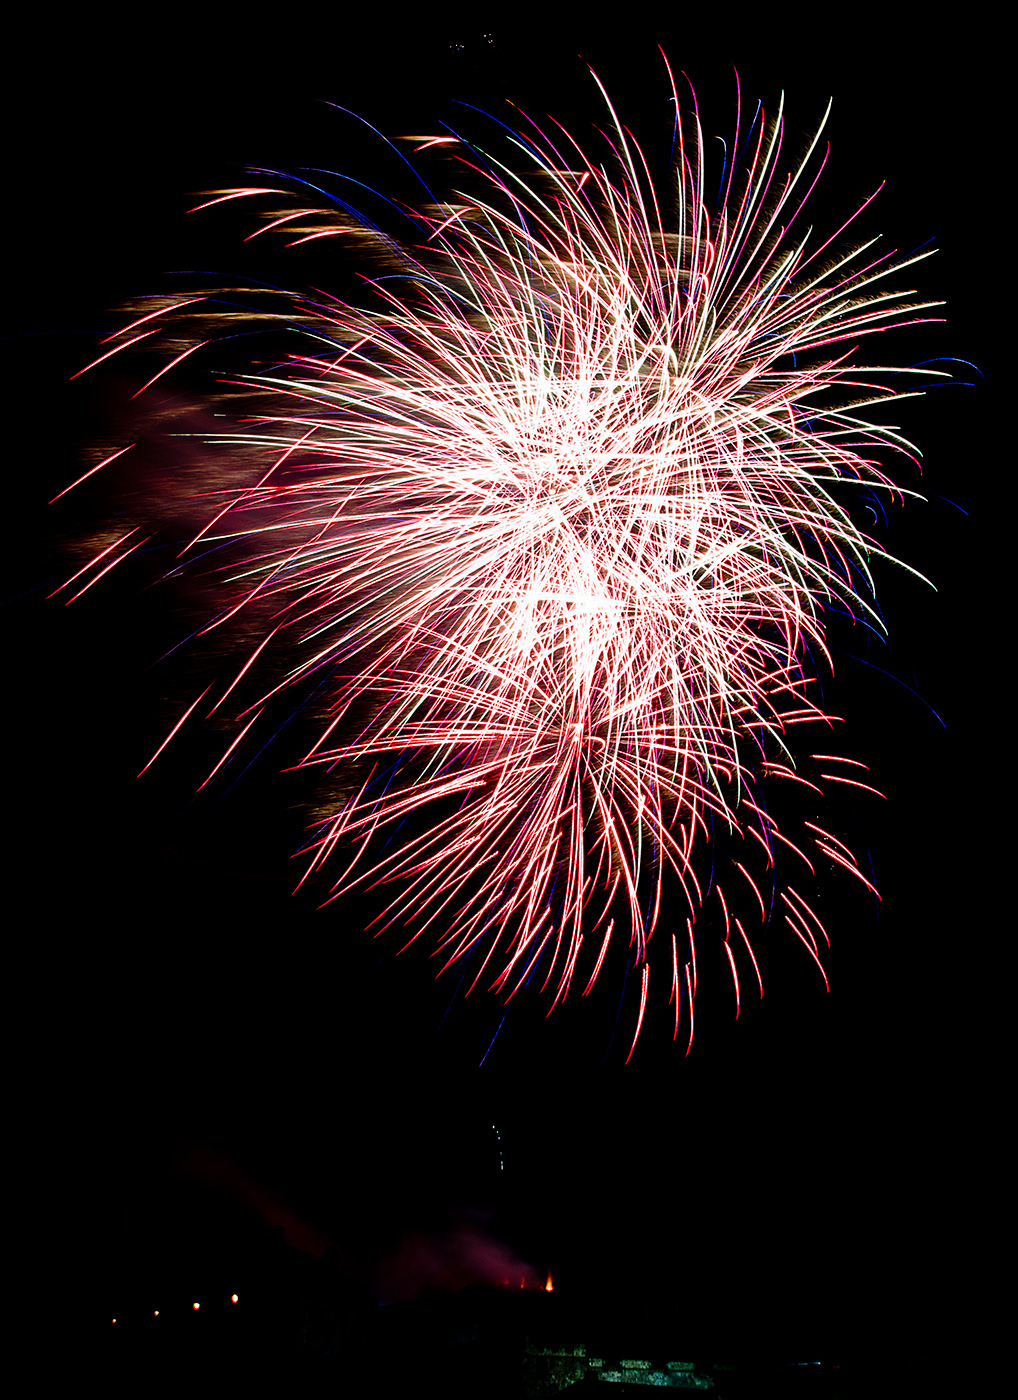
67,59,942,1055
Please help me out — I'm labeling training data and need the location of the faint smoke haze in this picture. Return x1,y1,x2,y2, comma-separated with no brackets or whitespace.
373,1208,541,1302
172,1139,338,1260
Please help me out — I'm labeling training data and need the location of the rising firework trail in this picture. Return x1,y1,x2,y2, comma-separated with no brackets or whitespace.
64,57,943,1056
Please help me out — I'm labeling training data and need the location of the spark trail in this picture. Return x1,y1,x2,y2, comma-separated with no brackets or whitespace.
71,60,942,1054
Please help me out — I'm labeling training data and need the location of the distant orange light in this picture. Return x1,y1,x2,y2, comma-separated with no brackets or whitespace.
153,1310,159,1317
544,1270,553,1293
231,1294,238,1304
193,1302,200,1311
111,1318,116,1325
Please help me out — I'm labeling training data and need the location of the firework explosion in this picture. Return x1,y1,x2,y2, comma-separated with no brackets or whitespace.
66,61,941,1055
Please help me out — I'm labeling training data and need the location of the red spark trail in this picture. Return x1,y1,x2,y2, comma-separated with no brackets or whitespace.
67,61,942,1051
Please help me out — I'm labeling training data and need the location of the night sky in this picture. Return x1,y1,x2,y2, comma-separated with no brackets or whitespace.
7,14,997,1368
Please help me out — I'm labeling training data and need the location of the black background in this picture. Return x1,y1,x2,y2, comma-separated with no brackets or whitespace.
6,11,998,1366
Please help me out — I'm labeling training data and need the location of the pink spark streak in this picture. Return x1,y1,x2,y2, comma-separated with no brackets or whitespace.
67,62,940,1051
